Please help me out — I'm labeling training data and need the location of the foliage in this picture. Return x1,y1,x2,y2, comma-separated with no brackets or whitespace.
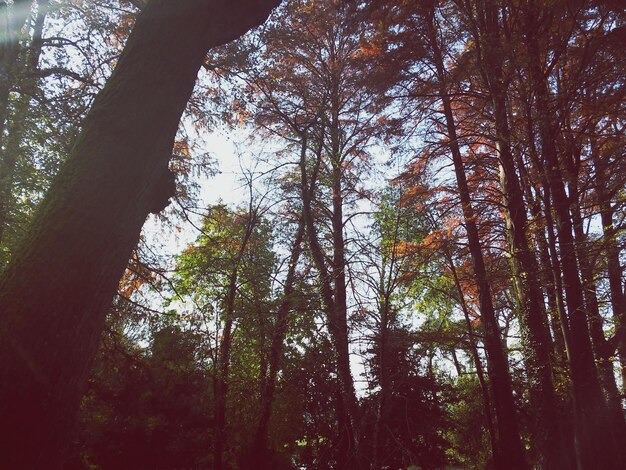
2,0,625,468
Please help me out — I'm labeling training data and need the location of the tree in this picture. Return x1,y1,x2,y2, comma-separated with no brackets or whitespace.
68,324,213,469
369,2,527,465
227,1,396,464
358,183,454,468
461,1,571,465
2,0,623,467
251,220,305,465
0,0,280,466
517,1,624,465
174,202,269,469
0,0,127,263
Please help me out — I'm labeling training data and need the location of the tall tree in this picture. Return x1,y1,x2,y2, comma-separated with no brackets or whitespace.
520,1,624,465
369,1,527,465
464,0,571,465
175,203,268,469
228,1,395,464
0,0,280,466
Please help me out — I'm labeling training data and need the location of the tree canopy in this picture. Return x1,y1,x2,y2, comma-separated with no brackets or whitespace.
0,0,625,468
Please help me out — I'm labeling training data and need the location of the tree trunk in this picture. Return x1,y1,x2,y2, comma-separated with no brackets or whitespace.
445,248,499,460
522,2,622,466
251,221,304,466
373,295,391,468
329,80,361,463
373,245,398,466
520,94,574,364
214,208,257,470
592,145,626,394
493,76,570,470
425,9,526,467
373,204,404,468
0,0,280,466
299,133,359,469
566,157,626,456
470,1,571,465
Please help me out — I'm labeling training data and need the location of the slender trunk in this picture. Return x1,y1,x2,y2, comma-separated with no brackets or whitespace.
567,171,626,454
540,189,579,450
521,93,573,363
527,186,568,366
0,1,280,466
214,210,257,470
299,132,359,469
470,1,570,465
425,9,526,467
373,296,391,468
517,97,569,366
536,222,569,365
251,221,305,465
440,72,524,470
373,262,396,466
374,206,403,468
446,248,499,458
329,82,361,457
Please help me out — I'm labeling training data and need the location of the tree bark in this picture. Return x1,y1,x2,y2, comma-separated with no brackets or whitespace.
445,248,499,460
564,147,626,456
299,133,360,469
373,204,403,468
592,145,626,394
0,0,280,466
328,77,362,467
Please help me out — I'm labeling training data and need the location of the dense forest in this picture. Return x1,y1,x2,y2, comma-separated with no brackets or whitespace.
0,0,624,468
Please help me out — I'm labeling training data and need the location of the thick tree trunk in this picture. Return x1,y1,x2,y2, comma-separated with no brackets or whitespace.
0,0,279,466
494,149,567,468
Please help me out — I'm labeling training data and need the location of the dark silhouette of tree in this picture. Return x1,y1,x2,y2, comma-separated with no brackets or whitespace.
0,0,280,466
